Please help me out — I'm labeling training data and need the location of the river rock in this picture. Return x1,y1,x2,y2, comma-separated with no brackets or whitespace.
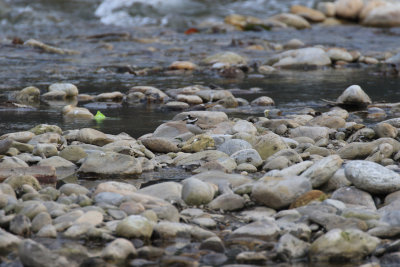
327,48,353,62
266,160,313,177
345,160,400,194
269,47,331,68
317,2,336,17
19,239,70,267
269,13,310,29
252,176,312,209
38,156,75,170
309,228,379,262
277,233,310,260
362,3,400,27
374,122,398,138
36,224,57,238
129,86,168,102
0,156,29,168
4,174,41,190
141,137,179,153
59,145,87,163
290,5,326,22
335,0,363,20
301,155,343,188
336,85,372,107
116,215,153,239
0,228,21,255
29,124,62,135
331,186,376,210
1,131,35,143
32,143,58,158
181,134,215,153
31,211,52,233
94,181,137,196
208,193,245,211
290,126,329,141
10,214,31,236
202,51,247,66
95,91,124,102
232,120,257,135
231,148,263,167
307,114,346,129
79,151,142,177
16,86,40,103
253,132,288,160
94,192,125,206
217,139,252,155
49,83,78,97
0,138,13,155
138,182,182,202
230,220,280,241
181,178,216,206
251,96,274,106
76,128,111,146
173,150,236,171
102,238,136,263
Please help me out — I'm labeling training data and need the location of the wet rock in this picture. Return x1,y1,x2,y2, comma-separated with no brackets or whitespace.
102,238,136,263
231,148,263,168
336,85,372,107
277,233,310,260
327,48,353,62
0,228,21,255
164,101,190,110
252,176,312,209
141,137,179,153
79,151,142,177
269,13,310,29
290,5,326,22
269,47,331,68
49,83,78,97
251,96,275,106
19,239,70,267
16,86,41,103
10,214,31,236
176,94,203,104
202,51,247,66
116,215,153,239
253,132,288,160
300,155,343,188
200,236,225,252
345,160,400,194
181,178,216,206
138,182,182,202
169,60,197,70
208,193,245,211
331,186,376,210
76,128,111,146
31,211,52,233
283,38,305,49
231,220,280,241
94,91,124,102
309,228,379,262
217,139,252,155
362,3,400,27
129,86,168,103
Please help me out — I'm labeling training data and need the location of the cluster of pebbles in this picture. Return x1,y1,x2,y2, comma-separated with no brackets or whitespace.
2,80,400,266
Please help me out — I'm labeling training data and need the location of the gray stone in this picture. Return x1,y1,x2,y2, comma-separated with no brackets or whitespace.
230,220,280,241
154,221,215,240
59,145,87,163
231,148,263,167
19,239,69,267
79,151,142,177
48,83,78,97
309,228,379,262
138,182,182,202
141,137,179,153
301,155,343,188
208,193,245,211
0,228,21,255
276,233,310,260
290,126,329,141
102,238,136,263
269,47,330,68
181,178,216,206
217,139,252,155
94,192,125,206
116,215,153,239
31,212,52,233
32,143,58,158
252,176,312,209
10,214,31,236
331,186,376,210
76,128,112,146
59,183,89,196
345,160,400,194
253,132,288,160
336,85,372,107
36,224,57,238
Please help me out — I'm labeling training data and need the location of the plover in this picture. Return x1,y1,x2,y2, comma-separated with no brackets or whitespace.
183,115,205,135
